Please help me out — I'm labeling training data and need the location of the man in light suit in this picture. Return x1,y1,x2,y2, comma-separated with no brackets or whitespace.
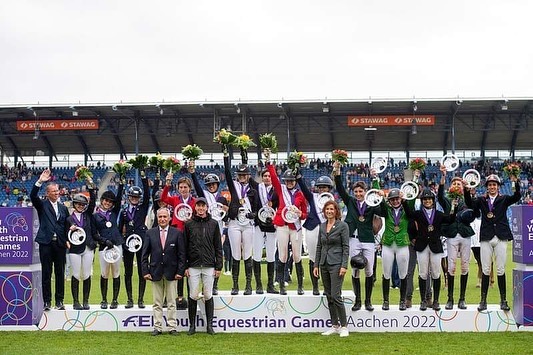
142,208,186,336
30,168,69,311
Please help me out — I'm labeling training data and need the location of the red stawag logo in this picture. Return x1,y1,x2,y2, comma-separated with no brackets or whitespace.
347,115,435,126
17,119,99,131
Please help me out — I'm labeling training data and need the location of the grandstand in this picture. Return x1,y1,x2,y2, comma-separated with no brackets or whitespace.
1,97,532,205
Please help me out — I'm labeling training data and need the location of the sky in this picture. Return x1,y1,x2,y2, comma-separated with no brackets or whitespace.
1,0,532,105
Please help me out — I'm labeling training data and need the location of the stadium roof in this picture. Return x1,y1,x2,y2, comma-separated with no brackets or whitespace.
0,97,531,161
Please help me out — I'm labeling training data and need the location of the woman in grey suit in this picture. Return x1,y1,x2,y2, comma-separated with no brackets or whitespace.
313,200,350,337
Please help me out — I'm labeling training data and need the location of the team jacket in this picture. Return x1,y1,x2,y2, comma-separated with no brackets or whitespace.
66,187,97,253
463,180,521,241
184,213,223,270
267,163,308,230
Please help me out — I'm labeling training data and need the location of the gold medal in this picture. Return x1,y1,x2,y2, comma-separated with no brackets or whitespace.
487,212,494,219
358,216,365,222
427,225,434,232
393,226,400,233
239,198,245,205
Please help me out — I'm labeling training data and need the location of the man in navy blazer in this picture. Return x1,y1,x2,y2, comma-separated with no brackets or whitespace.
30,168,69,311
142,207,186,336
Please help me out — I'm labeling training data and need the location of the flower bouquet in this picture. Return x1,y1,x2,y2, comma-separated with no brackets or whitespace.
447,185,464,200
148,153,164,170
233,133,256,164
287,151,307,175
75,166,93,182
259,133,278,153
409,157,426,171
332,149,349,165
213,128,238,146
503,162,521,178
182,144,203,161
113,160,132,180
128,155,149,170
162,156,181,173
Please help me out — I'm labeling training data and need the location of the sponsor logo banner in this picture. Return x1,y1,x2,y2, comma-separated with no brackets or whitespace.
36,294,518,332
347,115,435,126
16,119,99,131
0,207,33,265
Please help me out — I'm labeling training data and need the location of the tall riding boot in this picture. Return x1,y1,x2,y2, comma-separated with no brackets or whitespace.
244,258,253,295
138,278,146,308
445,273,454,310
212,277,219,296
458,274,468,309
382,277,390,310
399,278,407,310
295,262,304,295
351,277,361,311
253,261,264,294
100,277,108,309
110,277,120,309
266,262,279,294
419,277,427,311
205,298,215,335
432,277,441,311
309,260,320,295
82,277,91,310
71,277,82,310
364,276,374,311
478,274,490,311
187,297,197,335
278,262,287,295
231,259,240,295
498,274,510,311
125,277,134,308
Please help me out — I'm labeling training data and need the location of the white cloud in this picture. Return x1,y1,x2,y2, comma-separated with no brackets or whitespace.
1,0,532,104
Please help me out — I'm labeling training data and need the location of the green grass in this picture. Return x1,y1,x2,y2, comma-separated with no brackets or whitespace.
0,331,531,355
1,249,529,355
64,247,514,307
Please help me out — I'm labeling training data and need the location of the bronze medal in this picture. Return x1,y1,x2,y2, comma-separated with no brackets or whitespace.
393,226,400,233
427,225,434,232
487,212,494,219
358,216,365,222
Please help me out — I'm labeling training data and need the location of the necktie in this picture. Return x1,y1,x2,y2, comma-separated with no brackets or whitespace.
160,229,166,247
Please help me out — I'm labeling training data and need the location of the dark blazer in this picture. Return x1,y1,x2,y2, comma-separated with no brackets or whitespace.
298,176,322,231
66,188,97,253
223,155,260,219
141,225,186,281
403,200,455,253
120,177,150,238
315,220,350,268
30,183,69,247
464,181,521,241
334,174,381,242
